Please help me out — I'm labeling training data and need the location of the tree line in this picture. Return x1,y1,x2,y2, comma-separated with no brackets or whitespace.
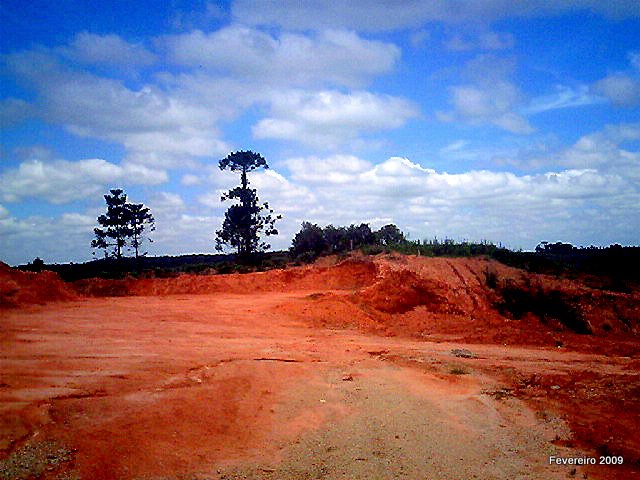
290,222,405,260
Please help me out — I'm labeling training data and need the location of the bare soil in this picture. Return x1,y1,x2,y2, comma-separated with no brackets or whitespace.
1,255,638,479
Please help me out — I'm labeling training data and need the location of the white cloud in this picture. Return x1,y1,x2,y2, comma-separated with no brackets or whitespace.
248,170,317,214
60,212,95,227
253,90,419,147
560,124,640,182
150,213,222,256
0,213,96,265
437,54,534,134
594,74,640,107
284,154,373,184
254,155,639,251
2,147,639,263
63,32,156,67
181,174,202,186
198,192,226,209
0,157,167,204
120,162,169,184
3,50,232,164
442,82,534,134
232,0,640,32
162,26,399,88
3,27,404,164
491,123,640,183
149,192,186,217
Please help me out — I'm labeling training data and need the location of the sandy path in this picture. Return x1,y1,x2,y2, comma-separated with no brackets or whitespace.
0,293,628,479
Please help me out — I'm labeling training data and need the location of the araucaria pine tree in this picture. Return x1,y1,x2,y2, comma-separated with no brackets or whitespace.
92,188,155,260
215,150,281,261
127,202,155,259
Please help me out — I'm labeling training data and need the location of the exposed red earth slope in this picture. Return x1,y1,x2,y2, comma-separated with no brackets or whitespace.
1,255,638,479
0,262,78,308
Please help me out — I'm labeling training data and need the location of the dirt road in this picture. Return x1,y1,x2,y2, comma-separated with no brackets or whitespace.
3,290,634,479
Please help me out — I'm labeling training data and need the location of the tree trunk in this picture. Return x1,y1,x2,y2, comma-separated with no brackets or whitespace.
133,231,139,259
241,165,248,190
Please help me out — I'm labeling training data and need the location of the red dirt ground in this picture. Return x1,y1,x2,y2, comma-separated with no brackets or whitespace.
1,255,638,479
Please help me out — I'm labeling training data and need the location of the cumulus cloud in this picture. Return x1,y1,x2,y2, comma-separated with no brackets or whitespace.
60,212,96,227
560,124,640,182
150,213,223,257
594,74,640,107
181,174,202,186
152,191,186,210
257,155,639,250
148,192,186,218
253,90,419,147
149,151,639,257
232,0,640,32
0,157,167,204
2,26,407,164
438,55,533,134
3,49,231,165
0,200,220,265
63,32,156,67
440,82,534,134
284,154,373,184
0,211,97,264
492,123,640,184
2,148,639,263
162,26,399,87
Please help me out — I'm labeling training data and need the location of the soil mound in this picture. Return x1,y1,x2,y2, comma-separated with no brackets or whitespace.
73,258,379,297
0,262,78,308
355,269,451,314
5,253,638,342
282,255,639,344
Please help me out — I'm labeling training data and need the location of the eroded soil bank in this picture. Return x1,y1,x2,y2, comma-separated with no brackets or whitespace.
1,255,638,479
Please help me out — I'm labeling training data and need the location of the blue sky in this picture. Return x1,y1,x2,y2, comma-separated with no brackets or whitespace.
1,1,639,265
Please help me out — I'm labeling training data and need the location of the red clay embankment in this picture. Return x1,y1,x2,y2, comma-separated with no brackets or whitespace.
0,262,78,308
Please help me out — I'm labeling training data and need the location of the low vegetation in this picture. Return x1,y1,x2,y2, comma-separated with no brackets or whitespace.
496,279,593,334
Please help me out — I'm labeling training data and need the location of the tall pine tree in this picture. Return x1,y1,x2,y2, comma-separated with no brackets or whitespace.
91,189,154,260
215,151,281,261
92,189,132,260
